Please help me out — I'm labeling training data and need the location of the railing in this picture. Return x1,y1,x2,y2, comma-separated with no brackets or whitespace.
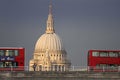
0,66,120,72
69,66,120,72
0,66,28,71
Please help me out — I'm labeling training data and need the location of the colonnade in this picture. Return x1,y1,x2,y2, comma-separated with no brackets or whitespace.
32,65,67,71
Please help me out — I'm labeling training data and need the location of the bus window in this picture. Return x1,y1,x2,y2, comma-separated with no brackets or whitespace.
99,64,108,69
109,64,118,67
14,50,19,56
0,62,18,68
100,52,108,57
5,62,12,68
12,62,18,67
9,50,14,56
109,52,118,57
92,51,99,56
0,50,4,56
0,62,3,68
5,50,9,56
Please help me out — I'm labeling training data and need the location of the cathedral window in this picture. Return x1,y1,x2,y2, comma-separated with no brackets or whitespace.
58,65,61,71
54,65,57,71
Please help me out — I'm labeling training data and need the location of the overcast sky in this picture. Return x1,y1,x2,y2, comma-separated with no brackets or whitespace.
0,0,120,67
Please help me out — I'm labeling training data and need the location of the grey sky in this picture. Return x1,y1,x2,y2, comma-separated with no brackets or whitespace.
0,0,120,66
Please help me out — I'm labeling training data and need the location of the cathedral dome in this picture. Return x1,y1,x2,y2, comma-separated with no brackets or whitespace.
29,4,71,71
34,4,64,53
35,33,64,52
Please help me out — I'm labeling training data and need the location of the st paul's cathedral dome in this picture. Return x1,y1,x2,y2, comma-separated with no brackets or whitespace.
29,4,71,71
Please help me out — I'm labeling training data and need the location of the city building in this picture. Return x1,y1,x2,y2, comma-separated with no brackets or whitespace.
29,4,71,71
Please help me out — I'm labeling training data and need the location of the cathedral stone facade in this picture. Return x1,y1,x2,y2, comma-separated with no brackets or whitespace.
29,5,71,71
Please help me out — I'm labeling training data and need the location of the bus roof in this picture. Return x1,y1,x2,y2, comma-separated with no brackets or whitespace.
88,49,120,52
0,47,24,49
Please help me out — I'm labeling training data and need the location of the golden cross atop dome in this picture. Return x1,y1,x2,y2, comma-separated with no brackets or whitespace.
49,3,52,14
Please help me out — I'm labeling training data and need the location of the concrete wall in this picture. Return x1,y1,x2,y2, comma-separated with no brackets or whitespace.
0,71,120,80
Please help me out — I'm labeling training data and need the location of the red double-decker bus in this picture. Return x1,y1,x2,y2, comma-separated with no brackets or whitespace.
88,50,120,71
0,47,25,71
